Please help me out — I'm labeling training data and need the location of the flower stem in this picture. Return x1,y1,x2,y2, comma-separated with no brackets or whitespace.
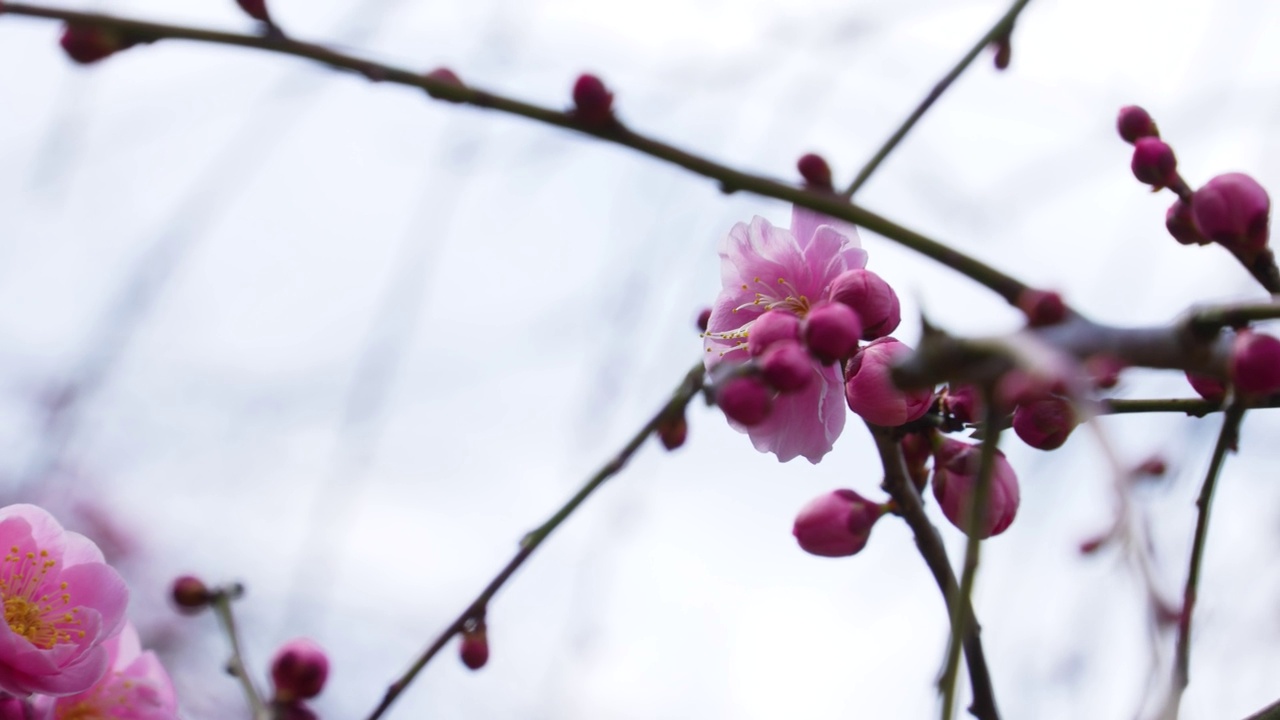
870,424,1000,720
1165,400,1247,716
209,584,270,720
841,0,1036,198
364,362,705,720
0,2,1031,306
939,392,1001,720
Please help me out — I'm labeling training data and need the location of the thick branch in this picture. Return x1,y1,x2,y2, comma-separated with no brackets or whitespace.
364,363,705,720
0,3,1031,305
871,424,1000,720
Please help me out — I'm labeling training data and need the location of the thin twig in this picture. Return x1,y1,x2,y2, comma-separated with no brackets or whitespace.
842,0,1036,198
1164,400,1247,717
939,392,1001,720
209,584,270,720
870,424,1000,720
1243,696,1280,720
364,363,705,720
0,3,1031,305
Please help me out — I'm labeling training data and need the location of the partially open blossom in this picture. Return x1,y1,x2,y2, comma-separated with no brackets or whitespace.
1191,173,1271,254
1166,198,1208,245
931,438,1020,539
758,342,813,393
271,638,329,702
36,623,177,720
746,311,801,356
1185,371,1226,402
703,207,869,463
845,338,933,427
1012,396,1077,450
827,268,901,339
571,73,614,126
803,302,861,364
797,153,834,191
1117,106,1158,144
715,376,773,427
1131,137,1178,188
792,489,884,558
1230,330,1280,395
0,504,128,697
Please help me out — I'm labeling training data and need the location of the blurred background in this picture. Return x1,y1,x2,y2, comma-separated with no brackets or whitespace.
2,0,1280,717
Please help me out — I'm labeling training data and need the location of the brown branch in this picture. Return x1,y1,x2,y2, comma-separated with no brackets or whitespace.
870,424,1000,720
364,363,705,720
0,2,1031,305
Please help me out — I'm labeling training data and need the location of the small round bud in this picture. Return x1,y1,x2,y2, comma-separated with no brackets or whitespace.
1016,289,1067,327
845,338,934,427
424,67,465,102
1230,330,1280,395
571,73,615,126
1185,371,1226,403
1131,137,1178,188
656,412,688,451
747,311,801,356
235,0,271,22
758,341,813,393
60,24,130,65
716,376,773,427
271,638,330,701
827,269,901,339
460,629,489,670
1166,198,1208,245
792,489,884,558
1116,105,1159,144
695,307,712,333
1011,396,1077,450
931,438,1020,539
804,302,862,364
1190,173,1271,254
797,153,834,191
991,36,1012,70
171,575,212,613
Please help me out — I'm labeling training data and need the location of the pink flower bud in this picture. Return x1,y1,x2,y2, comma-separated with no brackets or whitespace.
1231,330,1280,395
845,338,934,426
804,302,862,364
460,629,489,670
942,384,982,425
271,639,329,701
1084,354,1125,389
792,489,884,557
991,35,1012,70
60,24,130,65
716,376,774,426
1016,289,1067,327
931,438,1020,539
1190,173,1271,254
695,307,712,333
171,575,212,614
1185,371,1226,402
797,153,833,191
758,341,813,393
656,412,688,451
1131,137,1178,188
1117,105,1159,144
236,0,271,22
424,67,465,102
747,310,801,356
1166,198,1208,245
1012,396,1077,450
572,73,615,126
827,269,901,339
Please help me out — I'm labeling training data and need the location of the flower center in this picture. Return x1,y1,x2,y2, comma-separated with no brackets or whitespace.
703,276,811,357
0,547,82,649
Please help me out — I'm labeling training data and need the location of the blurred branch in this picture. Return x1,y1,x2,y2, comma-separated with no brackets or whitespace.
842,0,1035,198
870,424,1000,720
1164,400,1247,717
939,391,1001,720
365,362,705,720
0,3,1032,305
209,584,270,720
1245,697,1280,720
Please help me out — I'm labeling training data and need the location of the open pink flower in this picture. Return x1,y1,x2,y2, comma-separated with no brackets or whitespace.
703,207,868,463
0,504,128,697
35,622,177,719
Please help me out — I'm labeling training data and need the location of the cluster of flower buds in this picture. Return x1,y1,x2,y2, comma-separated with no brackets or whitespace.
270,638,330,718
1118,106,1273,263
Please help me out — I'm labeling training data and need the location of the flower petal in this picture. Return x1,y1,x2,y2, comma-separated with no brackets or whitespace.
744,362,846,463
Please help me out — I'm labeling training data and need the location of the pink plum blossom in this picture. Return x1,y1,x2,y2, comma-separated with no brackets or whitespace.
0,504,128,697
844,338,934,427
931,438,1020,539
703,207,868,463
792,489,884,557
36,623,177,720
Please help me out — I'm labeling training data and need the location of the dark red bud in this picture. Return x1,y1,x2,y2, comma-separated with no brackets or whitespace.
1116,105,1159,144
1131,137,1178,188
695,308,712,333
424,67,465,102
1166,198,1208,245
270,639,329,701
460,629,489,670
171,575,212,613
572,74,615,126
991,36,1012,70
235,0,271,22
797,153,833,191
1134,456,1167,477
656,412,688,451
1016,289,1067,327
60,24,129,65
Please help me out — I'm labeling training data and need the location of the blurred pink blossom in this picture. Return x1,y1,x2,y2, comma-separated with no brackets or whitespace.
36,623,176,719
